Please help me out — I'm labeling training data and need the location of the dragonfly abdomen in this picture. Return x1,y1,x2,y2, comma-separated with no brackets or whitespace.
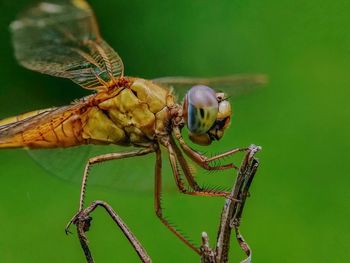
0,106,87,148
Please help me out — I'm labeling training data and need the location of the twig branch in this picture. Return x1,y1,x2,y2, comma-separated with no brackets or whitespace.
201,145,261,263
74,200,152,263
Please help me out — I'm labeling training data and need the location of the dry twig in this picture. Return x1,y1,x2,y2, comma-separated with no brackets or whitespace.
200,144,260,263
74,201,151,263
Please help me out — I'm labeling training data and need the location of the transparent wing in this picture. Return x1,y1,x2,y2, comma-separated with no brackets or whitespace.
28,145,177,193
10,0,124,91
153,74,268,100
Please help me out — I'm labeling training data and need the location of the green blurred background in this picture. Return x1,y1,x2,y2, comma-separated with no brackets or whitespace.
0,0,349,262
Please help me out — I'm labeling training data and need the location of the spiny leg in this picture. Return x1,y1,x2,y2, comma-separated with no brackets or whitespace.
65,146,155,233
174,126,249,171
167,138,239,200
154,147,201,255
169,136,201,191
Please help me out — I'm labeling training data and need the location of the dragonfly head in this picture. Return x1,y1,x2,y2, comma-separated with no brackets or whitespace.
183,85,232,146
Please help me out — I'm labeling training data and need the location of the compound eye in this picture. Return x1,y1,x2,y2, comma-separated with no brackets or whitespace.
183,85,218,134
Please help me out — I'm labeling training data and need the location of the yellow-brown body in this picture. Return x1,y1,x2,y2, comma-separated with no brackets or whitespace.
0,78,174,149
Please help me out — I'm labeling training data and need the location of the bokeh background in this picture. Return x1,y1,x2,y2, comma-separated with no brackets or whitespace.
0,0,349,262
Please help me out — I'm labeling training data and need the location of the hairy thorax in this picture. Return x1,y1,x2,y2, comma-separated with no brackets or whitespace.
82,78,174,147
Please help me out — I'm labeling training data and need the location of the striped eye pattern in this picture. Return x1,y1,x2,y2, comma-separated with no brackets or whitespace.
183,85,219,134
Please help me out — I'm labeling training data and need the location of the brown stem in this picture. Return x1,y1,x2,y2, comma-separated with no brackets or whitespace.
201,145,261,263
74,200,152,263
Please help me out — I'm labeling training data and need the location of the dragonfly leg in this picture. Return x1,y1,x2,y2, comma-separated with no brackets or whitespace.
174,127,251,171
154,147,201,255
65,146,155,234
167,140,240,201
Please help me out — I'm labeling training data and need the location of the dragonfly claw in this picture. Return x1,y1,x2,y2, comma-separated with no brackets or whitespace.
65,228,73,235
65,210,92,235
65,213,78,235
226,196,243,203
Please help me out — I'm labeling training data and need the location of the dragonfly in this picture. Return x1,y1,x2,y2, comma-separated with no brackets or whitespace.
0,0,266,255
